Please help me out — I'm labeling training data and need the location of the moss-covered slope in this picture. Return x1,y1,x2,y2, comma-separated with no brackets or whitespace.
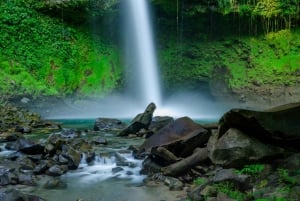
0,1,122,97
159,28,300,92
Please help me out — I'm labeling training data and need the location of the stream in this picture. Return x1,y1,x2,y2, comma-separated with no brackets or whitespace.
5,119,185,201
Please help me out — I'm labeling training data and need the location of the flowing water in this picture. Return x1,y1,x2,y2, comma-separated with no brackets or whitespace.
123,0,162,106
14,119,185,201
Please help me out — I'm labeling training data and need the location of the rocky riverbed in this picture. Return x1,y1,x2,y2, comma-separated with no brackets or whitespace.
1,101,300,201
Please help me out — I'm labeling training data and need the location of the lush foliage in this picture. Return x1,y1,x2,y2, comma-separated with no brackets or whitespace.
0,1,121,97
159,27,300,91
0,0,299,98
235,164,265,175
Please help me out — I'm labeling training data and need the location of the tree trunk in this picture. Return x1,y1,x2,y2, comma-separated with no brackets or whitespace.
161,147,208,176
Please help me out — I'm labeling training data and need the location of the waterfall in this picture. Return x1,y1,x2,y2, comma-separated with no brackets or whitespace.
123,0,162,106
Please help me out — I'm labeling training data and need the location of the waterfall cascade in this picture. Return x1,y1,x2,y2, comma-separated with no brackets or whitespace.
123,0,162,106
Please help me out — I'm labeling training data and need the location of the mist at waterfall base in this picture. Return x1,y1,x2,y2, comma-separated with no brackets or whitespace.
44,0,231,121
45,91,230,121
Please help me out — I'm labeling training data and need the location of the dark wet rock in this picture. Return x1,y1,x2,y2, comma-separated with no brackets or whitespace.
93,118,126,131
140,157,162,175
61,145,81,169
69,138,93,153
27,154,43,162
16,138,44,155
0,167,10,186
188,182,237,201
18,173,36,185
207,128,284,167
112,167,124,174
198,185,217,198
33,161,49,175
149,116,174,133
164,176,184,190
0,132,23,142
18,157,36,173
4,142,19,151
31,120,61,132
114,152,135,167
84,152,96,164
212,168,250,190
145,173,184,191
138,116,209,158
5,152,23,162
58,154,69,164
118,102,156,136
0,187,46,201
218,103,300,150
44,134,66,154
0,166,18,186
15,125,31,133
47,165,68,176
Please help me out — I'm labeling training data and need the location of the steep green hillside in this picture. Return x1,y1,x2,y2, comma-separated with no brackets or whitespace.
155,0,300,93
0,0,299,99
159,28,300,92
0,1,121,97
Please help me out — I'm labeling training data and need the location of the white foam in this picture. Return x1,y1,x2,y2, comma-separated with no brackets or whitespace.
63,152,146,185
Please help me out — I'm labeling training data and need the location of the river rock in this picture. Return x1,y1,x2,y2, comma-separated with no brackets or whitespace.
0,167,11,186
16,138,45,155
118,102,156,136
44,134,66,154
47,165,68,176
18,173,36,185
212,168,250,190
207,128,284,168
218,102,300,150
0,132,23,143
93,118,127,131
138,116,209,157
149,116,174,133
0,188,45,201
61,145,81,169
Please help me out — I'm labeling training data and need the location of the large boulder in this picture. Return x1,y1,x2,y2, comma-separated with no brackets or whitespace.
118,102,156,136
208,128,284,167
218,102,300,150
148,116,174,133
138,116,209,158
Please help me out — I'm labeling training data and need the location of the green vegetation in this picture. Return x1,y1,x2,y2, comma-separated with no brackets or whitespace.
0,0,121,97
214,181,248,201
235,164,265,175
277,168,297,186
159,28,300,91
193,177,207,186
0,0,299,98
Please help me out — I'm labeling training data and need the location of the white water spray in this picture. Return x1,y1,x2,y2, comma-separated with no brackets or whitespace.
124,0,162,106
